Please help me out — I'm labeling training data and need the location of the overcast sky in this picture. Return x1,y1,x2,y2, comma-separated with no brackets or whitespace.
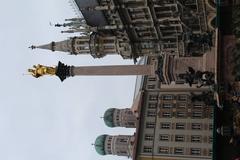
0,0,136,160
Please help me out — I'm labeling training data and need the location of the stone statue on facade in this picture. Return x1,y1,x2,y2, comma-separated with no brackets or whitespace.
190,91,215,105
180,67,214,87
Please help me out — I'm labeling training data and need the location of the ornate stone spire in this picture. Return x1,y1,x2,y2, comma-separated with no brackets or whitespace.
54,17,126,35
30,32,132,59
54,17,86,29
30,40,72,52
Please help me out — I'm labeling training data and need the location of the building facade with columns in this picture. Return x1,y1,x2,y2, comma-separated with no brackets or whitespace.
31,0,216,61
134,67,214,160
74,0,217,57
131,57,214,160
93,57,215,160
28,0,217,158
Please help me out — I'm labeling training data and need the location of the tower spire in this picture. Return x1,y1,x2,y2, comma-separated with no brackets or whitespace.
55,23,64,27
31,32,133,59
54,18,87,29
30,41,59,52
30,37,77,53
29,45,36,49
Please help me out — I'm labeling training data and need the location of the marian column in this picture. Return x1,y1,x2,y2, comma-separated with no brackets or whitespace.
28,62,155,82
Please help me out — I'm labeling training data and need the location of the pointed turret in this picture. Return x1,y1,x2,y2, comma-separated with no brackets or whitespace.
31,40,71,52
54,18,86,29
54,23,63,27
56,22,78,28
31,32,132,59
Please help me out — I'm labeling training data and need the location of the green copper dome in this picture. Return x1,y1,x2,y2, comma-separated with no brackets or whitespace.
103,108,116,127
95,135,107,155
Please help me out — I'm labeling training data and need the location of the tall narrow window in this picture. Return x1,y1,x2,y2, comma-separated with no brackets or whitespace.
162,112,172,118
148,103,157,109
148,77,156,81
147,84,155,89
176,123,185,129
159,147,169,154
191,148,201,155
209,136,213,143
146,122,155,129
162,95,174,100
209,124,213,130
192,111,203,118
209,149,212,156
192,123,202,130
162,103,173,109
176,111,186,118
119,139,127,143
191,135,201,143
143,146,152,153
178,94,188,101
159,134,169,141
209,111,213,118
144,134,154,141
149,95,158,101
175,135,185,142
193,103,203,109
174,148,184,155
147,111,156,117
160,123,171,129
178,103,187,109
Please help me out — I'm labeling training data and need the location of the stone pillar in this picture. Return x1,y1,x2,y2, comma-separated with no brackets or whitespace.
56,61,155,81
71,65,155,76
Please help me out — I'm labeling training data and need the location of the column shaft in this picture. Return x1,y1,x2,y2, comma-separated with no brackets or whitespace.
71,65,155,76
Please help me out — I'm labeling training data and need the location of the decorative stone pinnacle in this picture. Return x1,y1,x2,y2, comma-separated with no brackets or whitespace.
55,23,62,27
29,45,36,49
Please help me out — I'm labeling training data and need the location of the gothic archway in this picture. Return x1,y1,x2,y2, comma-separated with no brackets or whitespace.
206,0,216,10
208,16,217,30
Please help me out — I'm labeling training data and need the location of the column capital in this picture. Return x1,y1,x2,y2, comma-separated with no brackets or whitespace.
56,61,72,82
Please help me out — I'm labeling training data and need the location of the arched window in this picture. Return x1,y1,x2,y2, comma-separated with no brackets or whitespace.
208,0,216,8
210,17,216,29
